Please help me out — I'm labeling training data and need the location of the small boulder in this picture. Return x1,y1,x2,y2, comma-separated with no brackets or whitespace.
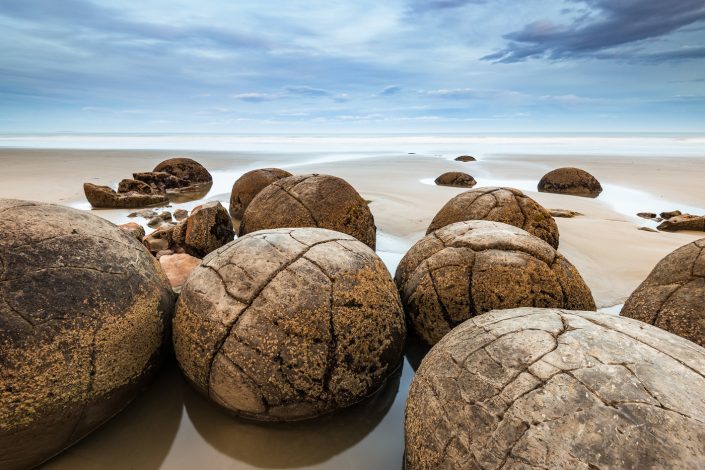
128,209,158,219
454,155,476,162
159,211,172,222
657,214,705,232
172,201,234,258
537,167,602,198
118,222,145,240
159,253,201,292
434,172,476,188
143,225,176,255
83,183,168,209
637,212,658,219
174,208,189,221
132,171,186,192
549,209,582,218
660,210,682,219
117,178,154,194
229,168,292,220
239,174,376,250
622,238,705,347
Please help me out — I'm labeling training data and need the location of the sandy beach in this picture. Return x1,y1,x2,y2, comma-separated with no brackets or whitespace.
1,136,704,469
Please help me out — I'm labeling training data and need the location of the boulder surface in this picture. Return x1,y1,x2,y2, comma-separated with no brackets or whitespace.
537,167,602,198
0,199,174,469
173,228,405,421
405,307,705,470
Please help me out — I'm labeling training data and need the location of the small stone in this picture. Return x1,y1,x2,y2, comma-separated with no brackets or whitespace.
159,211,172,221
147,216,164,228
660,210,682,219
637,212,658,219
118,222,145,240
639,226,658,232
549,209,582,218
128,209,157,219
174,209,189,221
143,225,176,255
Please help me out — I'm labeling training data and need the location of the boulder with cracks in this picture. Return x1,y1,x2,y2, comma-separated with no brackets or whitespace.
405,307,705,470
172,227,405,421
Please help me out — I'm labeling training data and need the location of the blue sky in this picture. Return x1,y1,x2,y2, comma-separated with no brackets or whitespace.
1,0,704,133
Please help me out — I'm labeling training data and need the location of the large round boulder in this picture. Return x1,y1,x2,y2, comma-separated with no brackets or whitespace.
405,307,705,469
396,221,594,345
153,157,212,184
538,167,603,198
173,228,405,421
239,174,377,250
621,238,705,347
0,199,174,469
229,168,292,220
427,187,559,249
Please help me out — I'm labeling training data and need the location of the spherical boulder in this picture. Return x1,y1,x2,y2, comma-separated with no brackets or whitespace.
621,238,705,347
434,171,476,188
405,307,705,469
173,227,405,421
153,157,212,184
538,167,603,198
426,187,559,248
396,221,594,345
239,174,377,250
229,168,292,220
0,199,174,469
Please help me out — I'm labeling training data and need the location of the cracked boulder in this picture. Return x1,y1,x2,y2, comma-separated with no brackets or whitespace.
621,238,705,348
239,174,377,250
396,221,595,345
172,201,234,258
0,199,174,469
434,171,477,188
172,227,405,421
538,167,603,198
427,187,559,249
405,307,705,470
229,168,292,221
83,182,168,209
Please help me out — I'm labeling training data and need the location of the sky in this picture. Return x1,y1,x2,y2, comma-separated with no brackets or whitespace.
1,0,704,133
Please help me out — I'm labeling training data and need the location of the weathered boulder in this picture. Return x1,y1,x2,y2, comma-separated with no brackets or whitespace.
172,201,234,258
0,199,174,469
118,222,146,241
434,172,476,188
454,155,476,162
173,228,405,421
396,221,595,345
537,167,603,198
229,168,292,220
83,183,167,209
657,214,705,232
660,210,682,219
405,307,705,470
621,239,705,348
132,171,186,192
239,174,377,250
153,157,212,184
117,178,154,194
427,187,559,249
159,253,201,292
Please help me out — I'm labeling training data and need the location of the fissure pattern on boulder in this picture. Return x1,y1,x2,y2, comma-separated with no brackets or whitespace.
405,308,705,469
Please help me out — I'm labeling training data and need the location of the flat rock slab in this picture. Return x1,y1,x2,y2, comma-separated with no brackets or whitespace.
405,307,705,470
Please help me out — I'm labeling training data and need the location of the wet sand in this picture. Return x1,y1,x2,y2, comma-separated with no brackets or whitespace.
1,142,704,469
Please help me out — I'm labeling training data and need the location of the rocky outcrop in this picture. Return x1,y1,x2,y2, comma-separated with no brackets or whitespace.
621,239,705,348
83,183,168,209
537,167,603,198
229,168,293,220
172,201,234,258
0,199,174,469
172,228,405,421
657,214,705,232
395,221,595,345
427,187,559,249
405,307,705,469
239,174,377,250
434,172,476,188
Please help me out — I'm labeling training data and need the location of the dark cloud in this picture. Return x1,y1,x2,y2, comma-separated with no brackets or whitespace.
483,0,705,63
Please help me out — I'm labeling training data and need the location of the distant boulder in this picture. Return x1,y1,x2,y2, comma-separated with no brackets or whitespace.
434,172,476,188
153,157,212,184
537,167,602,198
83,183,167,209
454,155,476,162
637,212,658,220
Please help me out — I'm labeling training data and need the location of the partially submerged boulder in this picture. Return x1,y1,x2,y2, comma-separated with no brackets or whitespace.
621,239,705,348
434,172,476,188
0,199,174,469
172,201,234,258
427,187,559,249
173,228,405,421
395,221,595,345
229,168,292,220
637,212,658,220
239,174,377,250
83,182,168,209
537,167,602,198
454,155,476,162
657,214,705,232
405,307,705,469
